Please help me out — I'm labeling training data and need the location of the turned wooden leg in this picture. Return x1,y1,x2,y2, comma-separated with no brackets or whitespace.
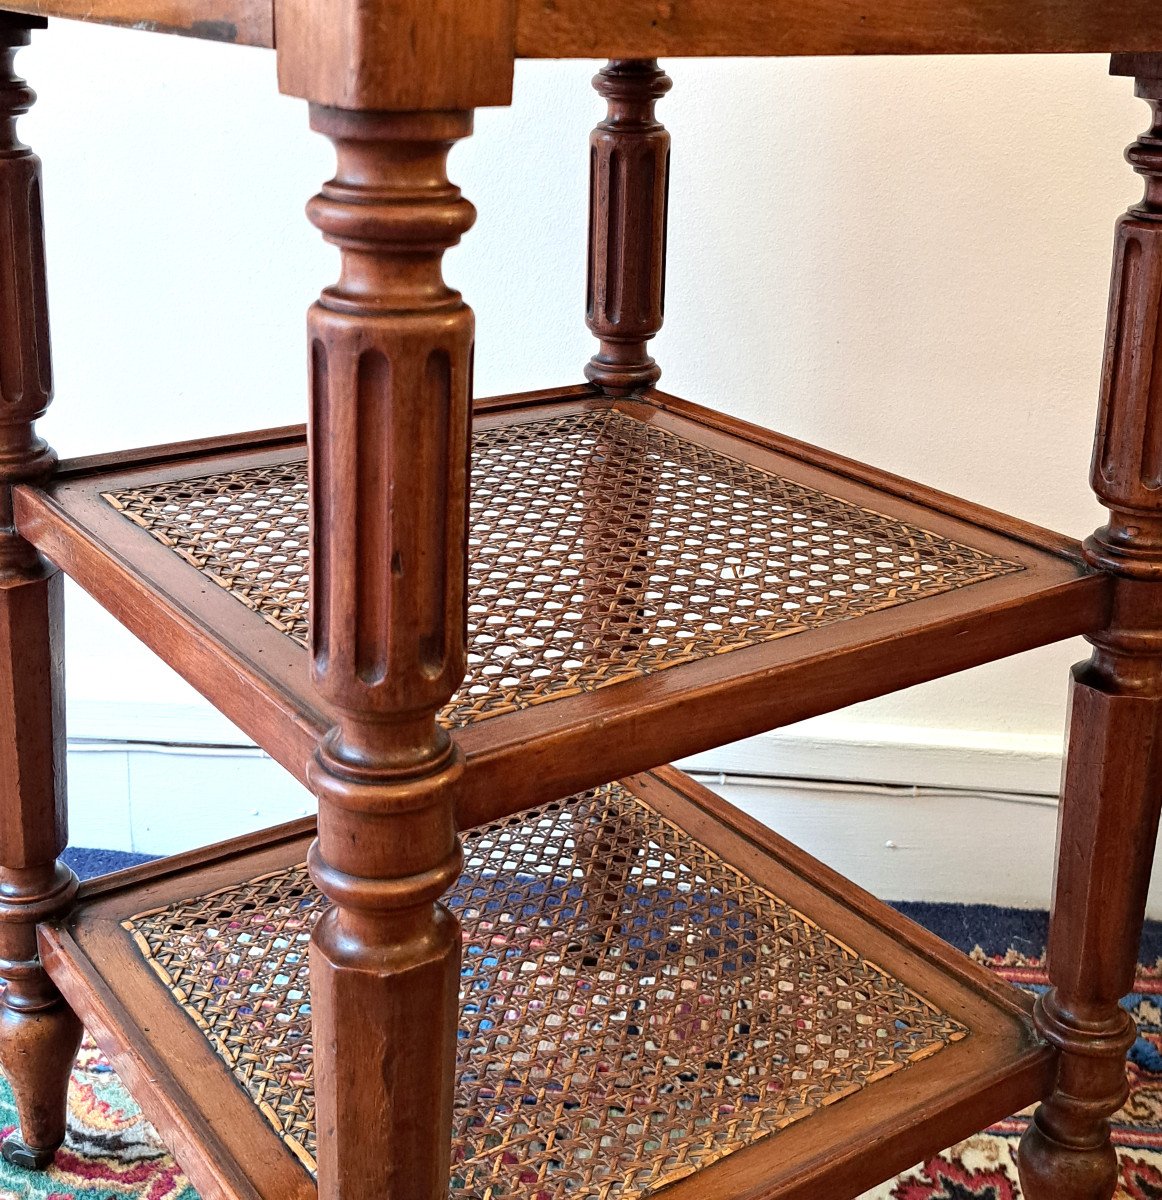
0,16,81,1172
304,107,473,1200
1017,660,1159,1199
585,59,671,395
579,60,671,654
0,567,81,1172
1018,53,1162,1200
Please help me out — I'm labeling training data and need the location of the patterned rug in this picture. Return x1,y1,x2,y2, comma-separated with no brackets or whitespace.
1,877,1159,1199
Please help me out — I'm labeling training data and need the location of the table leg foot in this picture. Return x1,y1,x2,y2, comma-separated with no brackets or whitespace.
1019,1112,1119,1200
0,989,82,1171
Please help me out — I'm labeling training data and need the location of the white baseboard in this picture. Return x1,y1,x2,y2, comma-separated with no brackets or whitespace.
66,740,313,856
687,776,1062,910
67,698,254,748
67,699,1068,794
678,721,1066,797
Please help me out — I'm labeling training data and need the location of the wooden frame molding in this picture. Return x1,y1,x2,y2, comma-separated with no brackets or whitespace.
514,1,1162,58
5,0,1162,55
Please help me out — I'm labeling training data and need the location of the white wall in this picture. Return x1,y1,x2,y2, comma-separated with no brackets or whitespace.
19,30,1150,883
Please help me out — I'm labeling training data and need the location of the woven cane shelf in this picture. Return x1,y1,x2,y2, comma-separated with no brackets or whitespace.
39,766,1052,1200
15,385,1105,823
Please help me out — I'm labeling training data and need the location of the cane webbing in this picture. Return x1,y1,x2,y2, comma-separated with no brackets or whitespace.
102,408,1021,727
124,782,969,1194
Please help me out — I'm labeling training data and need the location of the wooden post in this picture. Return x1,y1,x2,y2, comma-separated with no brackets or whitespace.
0,14,82,1172
304,106,474,1200
585,59,672,395
276,0,513,1188
1018,53,1162,1200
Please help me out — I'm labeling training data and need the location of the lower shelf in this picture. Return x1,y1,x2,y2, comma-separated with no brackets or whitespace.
42,767,1052,1200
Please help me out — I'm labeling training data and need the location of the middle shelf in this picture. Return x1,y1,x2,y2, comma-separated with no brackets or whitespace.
16,384,1107,825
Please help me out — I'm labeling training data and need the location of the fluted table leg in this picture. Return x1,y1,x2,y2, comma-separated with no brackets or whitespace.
304,106,475,1200
1019,52,1162,1200
585,59,671,395
0,14,81,1172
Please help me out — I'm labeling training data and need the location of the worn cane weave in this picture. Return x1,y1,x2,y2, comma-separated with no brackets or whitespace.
123,783,969,1195
101,408,1021,726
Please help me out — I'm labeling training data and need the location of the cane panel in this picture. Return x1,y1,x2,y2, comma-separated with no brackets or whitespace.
101,408,1022,728
123,782,969,1196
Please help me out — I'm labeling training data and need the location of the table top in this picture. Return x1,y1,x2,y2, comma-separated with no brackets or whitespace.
4,0,1162,60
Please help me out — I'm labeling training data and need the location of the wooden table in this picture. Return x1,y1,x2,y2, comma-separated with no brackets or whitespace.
0,4,1155,1199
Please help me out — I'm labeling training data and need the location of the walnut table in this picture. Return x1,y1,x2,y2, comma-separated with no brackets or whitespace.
0,4,1155,1200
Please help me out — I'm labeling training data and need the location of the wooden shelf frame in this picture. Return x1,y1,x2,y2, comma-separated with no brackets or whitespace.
40,767,1055,1200
14,385,1107,827
6,0,1162,57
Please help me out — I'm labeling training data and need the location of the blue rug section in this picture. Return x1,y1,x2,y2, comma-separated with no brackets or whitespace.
892,901,1051,958
62,847,1162,963
64,846,157,879
894,900,1162,961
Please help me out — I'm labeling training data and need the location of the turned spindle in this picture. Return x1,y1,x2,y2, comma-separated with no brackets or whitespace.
0,14,82,1173
1018,53,1162,1200
304,106,473,1200
585,59,671,394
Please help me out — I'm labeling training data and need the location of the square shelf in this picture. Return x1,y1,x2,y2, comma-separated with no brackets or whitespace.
41,766,1053,1200
15,385,1106,823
